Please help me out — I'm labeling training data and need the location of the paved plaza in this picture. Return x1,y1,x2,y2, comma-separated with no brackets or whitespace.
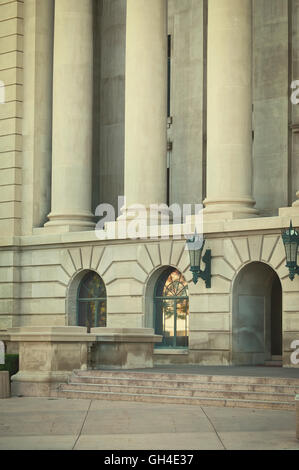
0,397,298,450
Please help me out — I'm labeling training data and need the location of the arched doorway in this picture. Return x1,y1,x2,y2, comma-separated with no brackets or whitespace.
232,262,282,365
77,271,107,332
154,268,189,349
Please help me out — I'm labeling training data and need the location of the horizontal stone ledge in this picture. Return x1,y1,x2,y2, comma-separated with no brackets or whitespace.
91,328,162,343
11,371,73,384
7,326,96,342
153,349,189,355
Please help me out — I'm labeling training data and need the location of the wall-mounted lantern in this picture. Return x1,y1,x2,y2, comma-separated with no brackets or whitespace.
282,220,299,281
186,233,211,288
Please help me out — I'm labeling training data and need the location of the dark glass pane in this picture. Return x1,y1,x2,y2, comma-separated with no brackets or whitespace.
79,272,106,299
78,301,96,333
162,299,175,347
97,300,107,327
176,299,189,348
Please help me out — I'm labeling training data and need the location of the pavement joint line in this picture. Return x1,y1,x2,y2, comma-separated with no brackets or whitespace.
72,399,92,451
201,407,226,450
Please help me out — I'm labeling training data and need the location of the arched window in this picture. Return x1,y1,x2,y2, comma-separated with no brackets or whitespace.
154,268,189,348
77,271,106,332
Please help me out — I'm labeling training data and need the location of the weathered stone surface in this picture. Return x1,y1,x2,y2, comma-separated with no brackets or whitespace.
0,371,10,399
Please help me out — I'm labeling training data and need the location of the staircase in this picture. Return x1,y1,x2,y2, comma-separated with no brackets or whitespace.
58,369,299,411
264,355,283,367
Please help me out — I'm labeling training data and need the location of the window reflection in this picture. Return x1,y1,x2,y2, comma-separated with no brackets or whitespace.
77,272,107,332
154,269,189,348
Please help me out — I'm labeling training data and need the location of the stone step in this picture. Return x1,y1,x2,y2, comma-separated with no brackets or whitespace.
264,361,283,367
70,374,299,394
73,370,299,387
61,381,296,403
58,388,295,411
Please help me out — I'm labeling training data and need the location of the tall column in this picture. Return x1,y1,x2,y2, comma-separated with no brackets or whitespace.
204,0,258,220
121,0,167,218
22,0,54,234
45,0,94,230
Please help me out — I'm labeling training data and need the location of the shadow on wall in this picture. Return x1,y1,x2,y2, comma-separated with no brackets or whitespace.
232,262,282,366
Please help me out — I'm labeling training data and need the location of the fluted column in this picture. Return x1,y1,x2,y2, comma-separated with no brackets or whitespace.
204,0,257,220
45,0,94,230
121,0,167,218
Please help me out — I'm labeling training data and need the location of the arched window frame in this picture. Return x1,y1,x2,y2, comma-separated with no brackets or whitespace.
154,268,189,349
76,271,107,331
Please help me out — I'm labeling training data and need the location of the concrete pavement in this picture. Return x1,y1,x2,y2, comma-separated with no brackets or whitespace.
0,397,298,450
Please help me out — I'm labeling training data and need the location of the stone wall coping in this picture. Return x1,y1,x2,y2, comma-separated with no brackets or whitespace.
153,349,189,355
91,328,162,343
91,328,155,335
93,335,162,343
7,327,96,343
5,327,162,343
0,213,298,249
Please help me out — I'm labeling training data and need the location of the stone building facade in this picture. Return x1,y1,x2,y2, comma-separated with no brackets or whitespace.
1,0,299,372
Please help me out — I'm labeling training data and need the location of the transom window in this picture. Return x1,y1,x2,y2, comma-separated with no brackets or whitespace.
77,272,106,332
154,268,189,349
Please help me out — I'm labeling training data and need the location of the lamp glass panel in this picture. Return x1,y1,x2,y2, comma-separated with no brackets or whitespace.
290,242,299,263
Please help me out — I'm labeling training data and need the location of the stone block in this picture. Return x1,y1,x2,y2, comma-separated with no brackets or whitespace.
90,328,162,369
269,238,285,269
189,331,230,350
0,371,10,399
90,246,105,271
146,244,161,268
223,239,242,271
106,278,144,297
160,241,173,266
233,238,250,263
190,294,230,313
8,327,96,397
248,235,263,261
261,236,279,263
104,261,147,284
170,241,185,266
108,296,143,314
106,313,144,329
189,313,230,331
211,257,235,280
136,244,153,274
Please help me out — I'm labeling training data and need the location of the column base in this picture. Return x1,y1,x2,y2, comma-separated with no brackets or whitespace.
96,205,174,240
279,193,299,217
43,211,95,233
118,205,170,224
203,198,258,220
